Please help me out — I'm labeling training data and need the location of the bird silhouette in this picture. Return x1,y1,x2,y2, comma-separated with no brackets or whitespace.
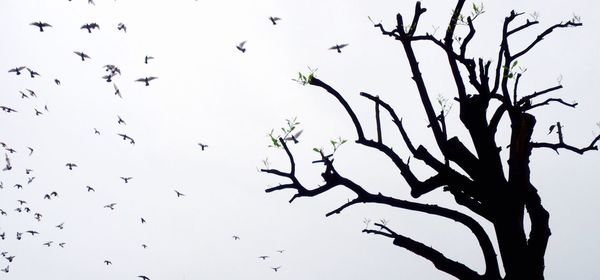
117,134,135,145
138,276,150,280
34,213,42,221
141,217,146,223
15,208,22,213
30,21,52,32
94,128,101,135
258,255,269,260
56,222,64,229
117,116,126,125
284,129,303,143
27,177,35,184
26,230,39,236
14,184,23,189
16,232,22,240
174,190,185,197
81,23,100,33
135,77,157,86
26,169,33,174
117,23,127,33
1,265,8,273
26,89,37,97
102,74,113,82
74,51,91,61
329,44,349,53
548,124,556,135
27,147,34,156
20,91,29,99
0,233,4,240
120,177,132,183
86,185,95,192
59,242,66,248
8,67,26,75
88,0,95,5
44,194,51,200
236,41,247,53
269,16,281,25
17,200,26,205
35,109,43,116
114,84,122,98
144,55,154,64
276,249,285,253
104,260,112,265
141,244,148,249
0,106,17,113
198,143,208,151
271,266,281,272
43,241,52,247
66,163,77,170
27,68,40,78
54,79,61,85
0,209,6,216
4,256,14,262
104,203,117,210
232,235,240,240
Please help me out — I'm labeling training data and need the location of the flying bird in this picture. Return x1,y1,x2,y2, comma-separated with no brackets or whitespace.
54,79,61,85
27,147,34,156
66,163,77,170
1,265,8,273
56,222,64,229
104,203,117,210
16,232,22,240
138,276,150,280
232,235,240,240
0,233,4,240
86,185,95,192
142,244,148,249
117,134,135,144
117,115,126,125
0,106,17,113
27,68,40,78
271,266,281,272
26,230,39,236
284,129,303,143
25,169,33,174
81,23,100,33
174,190,185,197
114,84,122,98
74,51,91,61
59,242,66,248
269,16,281,25
120,177,132,183
17,200,27,205
8,67,26,75
258,255,269,260
117,23,127,32
135,77,157,86
144,55,154,64
34,213,43,221
329,43,349,53
236,41,247,53
548,124,556,135
4,256,13,262
43,241,53,247
20,91,29,99
14,184,23,189
35,109,43,116
30,21,52,32
276,249,285,253
94,128,101,135
27,177,35,184
198,143,208,151
141,217,146,223
104,260,112,265
102,74,113,82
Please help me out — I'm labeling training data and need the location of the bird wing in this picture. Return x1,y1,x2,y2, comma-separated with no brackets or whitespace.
135,78,146,82
147,77,158,81
338,43,349,48
239,41,246,47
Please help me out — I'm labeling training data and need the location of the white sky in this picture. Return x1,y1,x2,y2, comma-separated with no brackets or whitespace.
0,0,599,279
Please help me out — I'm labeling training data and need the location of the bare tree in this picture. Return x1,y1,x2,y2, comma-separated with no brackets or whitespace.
262,1,597,280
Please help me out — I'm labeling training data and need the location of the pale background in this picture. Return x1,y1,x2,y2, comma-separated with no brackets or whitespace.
0,0,598,279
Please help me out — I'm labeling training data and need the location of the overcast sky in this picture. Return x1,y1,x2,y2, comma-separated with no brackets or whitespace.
1,0,599,279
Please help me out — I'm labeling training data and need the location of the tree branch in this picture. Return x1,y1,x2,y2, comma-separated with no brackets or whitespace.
531,134,600,154
512,21,582,60
525,98,577,111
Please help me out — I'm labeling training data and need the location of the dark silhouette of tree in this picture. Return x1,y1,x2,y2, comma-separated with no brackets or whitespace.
261,1,598,280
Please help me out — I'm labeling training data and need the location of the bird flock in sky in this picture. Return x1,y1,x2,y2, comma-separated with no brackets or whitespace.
0,1,354,278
